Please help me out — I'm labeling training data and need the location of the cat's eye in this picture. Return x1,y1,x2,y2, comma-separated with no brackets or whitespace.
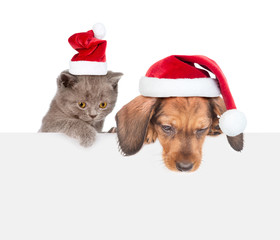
99,102,107,109
78,102,87,109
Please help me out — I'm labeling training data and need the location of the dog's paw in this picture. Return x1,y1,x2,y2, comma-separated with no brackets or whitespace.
145,127,157,144
108,127,117,133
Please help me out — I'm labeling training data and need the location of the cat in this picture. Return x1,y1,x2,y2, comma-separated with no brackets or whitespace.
39,70,123,147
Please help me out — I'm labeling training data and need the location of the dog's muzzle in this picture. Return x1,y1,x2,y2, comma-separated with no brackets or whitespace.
176,162,194,172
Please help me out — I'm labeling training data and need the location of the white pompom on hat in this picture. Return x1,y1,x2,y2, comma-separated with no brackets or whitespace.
139,55,247,137
219,109,247,137
92,23,106,39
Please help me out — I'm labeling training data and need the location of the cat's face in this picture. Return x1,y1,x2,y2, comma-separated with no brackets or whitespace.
56,70,123,123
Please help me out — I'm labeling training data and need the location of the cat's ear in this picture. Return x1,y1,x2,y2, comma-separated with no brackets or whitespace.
107,71,123,89
57,71,78,88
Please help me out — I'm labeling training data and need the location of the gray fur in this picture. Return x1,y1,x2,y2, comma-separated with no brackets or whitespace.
39,70,123,147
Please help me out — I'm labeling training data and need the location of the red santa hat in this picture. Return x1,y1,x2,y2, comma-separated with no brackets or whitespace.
68,23,107,75
139,55,246,137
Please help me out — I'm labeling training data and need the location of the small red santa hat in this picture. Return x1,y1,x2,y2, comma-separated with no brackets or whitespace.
68,23,107,75
139,55,247,137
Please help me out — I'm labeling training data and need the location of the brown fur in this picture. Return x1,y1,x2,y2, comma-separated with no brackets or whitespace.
116,96,158,155
116,96,243,172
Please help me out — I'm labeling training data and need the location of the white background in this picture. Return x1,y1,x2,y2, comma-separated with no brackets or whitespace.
0,0,279,132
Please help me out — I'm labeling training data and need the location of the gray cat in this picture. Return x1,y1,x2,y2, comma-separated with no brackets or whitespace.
39,70,123,147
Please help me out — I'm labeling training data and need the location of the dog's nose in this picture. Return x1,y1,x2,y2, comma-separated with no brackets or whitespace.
176,162,193,172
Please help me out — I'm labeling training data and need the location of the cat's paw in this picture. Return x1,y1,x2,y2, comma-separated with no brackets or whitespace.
79,126,96,147
108,127,117,133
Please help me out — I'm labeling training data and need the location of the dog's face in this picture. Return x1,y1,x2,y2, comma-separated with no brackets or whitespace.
150,97,213,171
116,96,243,172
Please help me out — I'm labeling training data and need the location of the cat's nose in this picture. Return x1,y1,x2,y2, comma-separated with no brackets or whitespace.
90,115,97,119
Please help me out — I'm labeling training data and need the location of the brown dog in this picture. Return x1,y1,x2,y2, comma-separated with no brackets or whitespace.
116,96,243,172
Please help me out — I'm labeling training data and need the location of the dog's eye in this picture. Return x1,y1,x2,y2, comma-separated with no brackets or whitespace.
196,127,208,135
161,125,173,133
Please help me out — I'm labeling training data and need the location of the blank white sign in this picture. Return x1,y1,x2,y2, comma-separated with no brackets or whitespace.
0,133,279,240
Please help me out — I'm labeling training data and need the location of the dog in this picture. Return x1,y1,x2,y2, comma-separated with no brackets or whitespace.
116,95,243,172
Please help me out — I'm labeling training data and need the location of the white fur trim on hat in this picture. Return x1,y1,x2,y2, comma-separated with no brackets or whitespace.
139,77,221,97
92,23,106,39
219,109,247,137
69,61,107,75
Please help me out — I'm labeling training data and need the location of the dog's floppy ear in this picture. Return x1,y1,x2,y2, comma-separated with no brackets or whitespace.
116,96,158,156
209,97,244,151
208,97,226,136
226,133,244,152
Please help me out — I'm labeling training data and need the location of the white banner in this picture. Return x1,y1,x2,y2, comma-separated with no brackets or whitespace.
0,133,279,239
